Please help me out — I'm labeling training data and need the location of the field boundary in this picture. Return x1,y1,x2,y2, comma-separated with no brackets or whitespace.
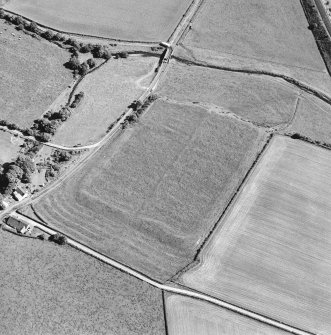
8,212,315,335
170,133,274,281
1,8,159,45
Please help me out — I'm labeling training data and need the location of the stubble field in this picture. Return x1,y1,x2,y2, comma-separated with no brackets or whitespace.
52,56,157,146
4,0,191,41
181,136,331,335
157,60,299,127
0,229,165,335
165,295,288,335
32,100,266,281
0,20,72,128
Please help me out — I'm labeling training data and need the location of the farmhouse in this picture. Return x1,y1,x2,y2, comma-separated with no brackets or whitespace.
6,217,33,234
13,187,28,201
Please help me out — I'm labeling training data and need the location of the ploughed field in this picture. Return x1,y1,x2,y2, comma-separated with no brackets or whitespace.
32,100,266,281
0,229,165,335
0,19,72,128
182,136,331,335
157,60,299,127
4,0,191,41
165,295,289,335
53,56,157,146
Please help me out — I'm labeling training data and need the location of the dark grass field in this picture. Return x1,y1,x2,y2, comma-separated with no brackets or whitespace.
0,20,72,128
32,100,266,282
0,229,165,335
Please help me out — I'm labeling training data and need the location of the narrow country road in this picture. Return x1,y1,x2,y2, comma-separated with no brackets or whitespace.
9,212,315,335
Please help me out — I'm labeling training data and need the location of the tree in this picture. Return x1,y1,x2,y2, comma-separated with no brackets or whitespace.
13,15,24,26
37,133,51,142
103,49,112,60
79,62,89,76
42,30,54,41
29,21,38,33
87,58,96,69
80,43,93,53
0,8,5,19
67,56,80,70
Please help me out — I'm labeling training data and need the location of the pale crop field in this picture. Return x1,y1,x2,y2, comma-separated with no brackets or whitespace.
53,56,157,146
0,229,165,335
184,0,325,72
165,295,288,335
0,20,72,128
4,0,191,41
182,136,331,335
157,60,299,127
32,100,266,281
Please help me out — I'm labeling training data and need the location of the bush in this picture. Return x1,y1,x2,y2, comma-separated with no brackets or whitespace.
118,51,128,58
70,91,84,108
67,56,80,70
49,233,67,245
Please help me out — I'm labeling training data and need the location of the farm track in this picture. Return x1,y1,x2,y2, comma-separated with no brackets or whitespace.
9,211,315,335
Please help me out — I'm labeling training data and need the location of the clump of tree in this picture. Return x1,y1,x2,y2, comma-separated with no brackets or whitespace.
0,154,35,195
15,155,35,183
70,91,84,108
80,43,93,53
92,44,112,59
52,150,71,163
45,107,71,122
49,233,67,245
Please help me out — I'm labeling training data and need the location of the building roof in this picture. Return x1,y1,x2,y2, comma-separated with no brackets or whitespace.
15,187,26,196
6,217,27,232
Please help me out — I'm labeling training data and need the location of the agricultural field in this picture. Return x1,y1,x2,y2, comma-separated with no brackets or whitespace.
0,229,165,335
181,136,331,335
31,100,266,281
287,95,331,143
157,60,299,127
3,0,191,41
52,56,157,146
165,295,289,335
0,19,72,128
176,0,331,96
0,131,23,164
184,0,325,71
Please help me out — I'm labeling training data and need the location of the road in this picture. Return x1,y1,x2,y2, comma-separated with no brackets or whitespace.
9,212,314,335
